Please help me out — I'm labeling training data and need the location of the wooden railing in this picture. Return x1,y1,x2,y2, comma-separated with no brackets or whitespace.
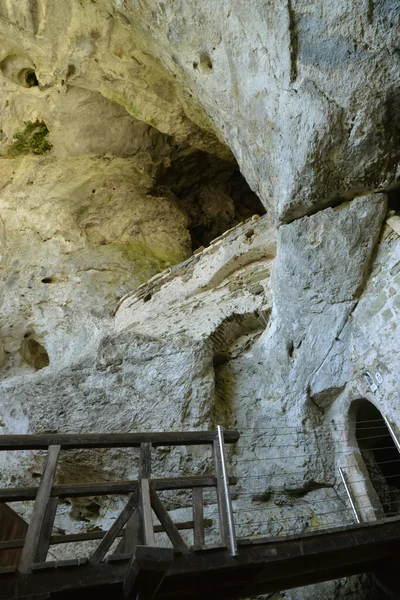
0,429,239,599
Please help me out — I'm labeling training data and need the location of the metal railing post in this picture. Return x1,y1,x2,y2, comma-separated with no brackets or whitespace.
383,416,400,454
217,426,238,557
339,467,361,524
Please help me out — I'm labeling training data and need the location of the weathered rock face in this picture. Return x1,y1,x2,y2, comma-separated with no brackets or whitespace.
0,72,263,377
1,1,398,221
0,151,191,375
0,2,399,599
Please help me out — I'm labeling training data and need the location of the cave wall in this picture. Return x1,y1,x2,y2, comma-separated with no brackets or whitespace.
0,2,399,599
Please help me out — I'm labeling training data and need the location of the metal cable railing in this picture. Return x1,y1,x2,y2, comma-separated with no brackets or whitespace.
218,417,400,539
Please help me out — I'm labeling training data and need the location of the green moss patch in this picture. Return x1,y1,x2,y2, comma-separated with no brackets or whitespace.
4,121,52,157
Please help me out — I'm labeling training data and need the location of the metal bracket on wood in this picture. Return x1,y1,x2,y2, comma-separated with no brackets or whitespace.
216,426,237,557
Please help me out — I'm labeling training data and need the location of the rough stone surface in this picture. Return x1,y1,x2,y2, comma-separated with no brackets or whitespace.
115,214,275,343
0,3,399,600
0,153,191,376
0,2,399,221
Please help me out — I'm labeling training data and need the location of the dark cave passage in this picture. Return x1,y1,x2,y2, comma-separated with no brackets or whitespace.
356,400,400,516
155,148,266,250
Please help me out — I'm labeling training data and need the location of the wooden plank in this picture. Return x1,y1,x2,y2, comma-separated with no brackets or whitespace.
134,546,174,571
89,496,137,565
192,488,204,547
0,431,240,451
0,519,400,599
124,444,154,598
139,443,154,547
0,520,214,552
0,505,28,567
212,440,229,548
19,445,61,574
140,480,154,547
0,475,237,502
150,486,188,553
0,566,17,574
113,490,140,555
139,442,151,480
34,497,58,563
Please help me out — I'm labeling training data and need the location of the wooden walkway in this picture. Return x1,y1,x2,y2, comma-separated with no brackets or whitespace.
0,430,398,599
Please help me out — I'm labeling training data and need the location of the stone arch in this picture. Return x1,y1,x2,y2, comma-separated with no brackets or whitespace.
349,399,400,517
210,309,270,426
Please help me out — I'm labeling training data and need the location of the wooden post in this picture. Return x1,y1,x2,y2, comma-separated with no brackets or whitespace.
34,497,58,563
192,487,204,547
213,440,229,548
19,445,61,573
138,443,155,547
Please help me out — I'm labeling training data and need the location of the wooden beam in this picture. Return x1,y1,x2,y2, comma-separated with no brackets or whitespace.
192,488,204,547
121,504,141,554
0,505,28,568
19,445,61,574
0,475,237,503
0,519,214,552
34,497,58,563
0,431,239,451
138,443,154,547
150,486,188,554
89,495,138,565
0,520,400,599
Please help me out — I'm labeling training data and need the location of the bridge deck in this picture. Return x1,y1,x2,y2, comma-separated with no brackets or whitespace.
0,517,398,599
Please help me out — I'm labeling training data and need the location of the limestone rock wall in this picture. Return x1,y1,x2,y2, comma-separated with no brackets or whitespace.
0,2,399,599
0,68,262,378
0,1,399,220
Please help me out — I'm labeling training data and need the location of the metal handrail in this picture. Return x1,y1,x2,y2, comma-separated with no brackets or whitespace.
339,467,361,524
383,416,400,454
217,426,238,556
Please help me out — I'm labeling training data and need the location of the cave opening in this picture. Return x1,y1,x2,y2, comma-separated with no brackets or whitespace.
24,70,38,87
155,148,266,250
19,335,49,370
388,186,400,211
355,400,400,516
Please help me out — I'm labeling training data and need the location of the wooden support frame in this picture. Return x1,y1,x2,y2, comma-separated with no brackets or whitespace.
89,494,138,565
0,427,240,597
149,486,188,553
19,445,61,574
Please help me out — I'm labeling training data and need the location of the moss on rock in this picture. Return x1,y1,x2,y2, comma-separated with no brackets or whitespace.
4,121,52,158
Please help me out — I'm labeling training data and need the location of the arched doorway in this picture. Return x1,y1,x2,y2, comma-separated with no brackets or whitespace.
355,400,400,516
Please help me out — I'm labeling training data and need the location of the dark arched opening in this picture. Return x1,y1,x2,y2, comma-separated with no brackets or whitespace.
356,400,400,516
